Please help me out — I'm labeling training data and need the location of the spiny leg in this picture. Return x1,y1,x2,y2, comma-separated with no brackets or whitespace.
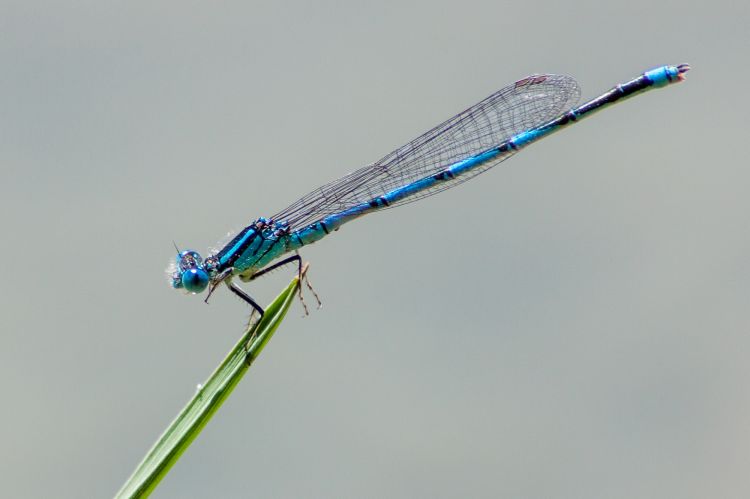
226,279,265,318
227,279,265,357
250,254,304,280
204,268,233,304
301,264,322,310
250,254,322,315
203,267,264,322
255,255,308,315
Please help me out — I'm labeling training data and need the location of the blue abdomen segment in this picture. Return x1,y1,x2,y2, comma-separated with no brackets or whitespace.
285,146,506,252
281,65,689,257
644,65,682,87
509,64,689,151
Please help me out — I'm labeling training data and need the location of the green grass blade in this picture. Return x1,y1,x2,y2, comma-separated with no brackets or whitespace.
115,271,303,499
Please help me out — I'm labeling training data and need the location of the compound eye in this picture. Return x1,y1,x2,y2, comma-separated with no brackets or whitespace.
177,250,203,271
181,268,209,293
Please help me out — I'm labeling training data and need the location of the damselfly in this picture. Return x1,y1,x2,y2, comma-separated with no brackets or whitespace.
169,64,690,317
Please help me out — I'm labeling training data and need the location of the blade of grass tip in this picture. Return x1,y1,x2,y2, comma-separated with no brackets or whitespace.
115,265,308,499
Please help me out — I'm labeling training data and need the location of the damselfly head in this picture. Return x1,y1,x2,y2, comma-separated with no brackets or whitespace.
170,250,209,294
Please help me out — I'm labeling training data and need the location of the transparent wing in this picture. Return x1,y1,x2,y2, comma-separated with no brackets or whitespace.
274,74,581,229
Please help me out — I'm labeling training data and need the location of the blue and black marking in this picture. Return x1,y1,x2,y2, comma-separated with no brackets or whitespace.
433,170,455,181
282,65,690,253
215,218,295,275
216,226,258,268
177,64,688,312
369,197,390,208
508,65,689,151
220,65,689,278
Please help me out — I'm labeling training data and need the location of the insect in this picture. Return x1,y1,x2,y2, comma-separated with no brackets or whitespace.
169,64,690,317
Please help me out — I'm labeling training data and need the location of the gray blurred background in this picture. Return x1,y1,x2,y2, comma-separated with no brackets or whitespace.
1,1,748,498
